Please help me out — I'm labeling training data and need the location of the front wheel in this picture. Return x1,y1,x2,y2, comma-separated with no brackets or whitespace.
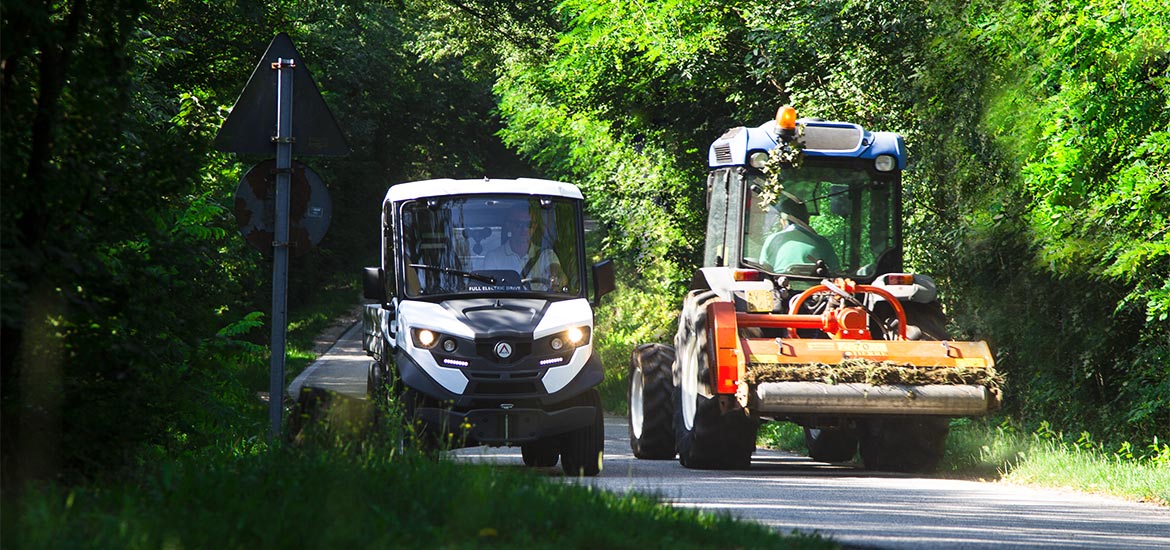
521,437,560,467
673,291,757,470
559,388,604,476
628,343,676,459
861,301,954,473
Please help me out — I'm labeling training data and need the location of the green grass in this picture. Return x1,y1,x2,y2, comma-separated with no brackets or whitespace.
757,417,1170,505
942,419,1170,505
7,402,835,550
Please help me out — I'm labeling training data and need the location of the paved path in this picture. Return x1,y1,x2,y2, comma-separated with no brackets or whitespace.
288,322,368,401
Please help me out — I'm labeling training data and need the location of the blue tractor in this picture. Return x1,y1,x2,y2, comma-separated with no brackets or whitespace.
627,107,999,472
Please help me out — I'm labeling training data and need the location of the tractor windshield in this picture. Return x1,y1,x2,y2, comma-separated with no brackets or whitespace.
399,195,583,298
742,163,896,278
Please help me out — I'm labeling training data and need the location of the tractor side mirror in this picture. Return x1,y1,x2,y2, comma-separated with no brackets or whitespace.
362,267,387,302
591,259,616,306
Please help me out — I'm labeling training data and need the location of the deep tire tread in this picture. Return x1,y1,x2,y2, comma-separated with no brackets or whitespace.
674,291,757,470
629,343,677,459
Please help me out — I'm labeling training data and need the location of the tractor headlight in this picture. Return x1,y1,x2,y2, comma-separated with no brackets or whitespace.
748,151,770,169
874,154,897,172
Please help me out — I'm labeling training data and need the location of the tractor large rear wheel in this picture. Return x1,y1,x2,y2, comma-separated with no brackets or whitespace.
628,343,677,459
858,416,949,473
673,290,757,470
859,302,952,472
804,428,858,463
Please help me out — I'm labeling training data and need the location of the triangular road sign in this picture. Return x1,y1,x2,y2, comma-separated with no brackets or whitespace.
213,33,350,156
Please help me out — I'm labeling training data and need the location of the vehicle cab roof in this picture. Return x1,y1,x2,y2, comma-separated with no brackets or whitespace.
708,119,907,169
384,178,584,204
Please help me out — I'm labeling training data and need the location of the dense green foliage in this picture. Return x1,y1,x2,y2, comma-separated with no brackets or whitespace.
408,0,1169,450
1,1,524,483
1,0,1165,513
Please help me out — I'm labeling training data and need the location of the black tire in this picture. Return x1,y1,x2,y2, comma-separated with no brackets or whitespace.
887,301,949,341
628,343,677,459
858,416,949,473
521,437,560,467
860,302,952,473
804,428,858,463
674,290,757,470
560,388,604,476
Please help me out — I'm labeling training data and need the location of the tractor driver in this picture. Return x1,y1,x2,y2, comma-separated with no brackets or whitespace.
480,203,567,291
762,197,841,274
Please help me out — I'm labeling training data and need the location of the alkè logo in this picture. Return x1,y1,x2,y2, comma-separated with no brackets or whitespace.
494,341,513,359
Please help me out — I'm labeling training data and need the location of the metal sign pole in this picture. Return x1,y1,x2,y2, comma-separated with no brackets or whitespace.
215,33,348,441
269,57,295,440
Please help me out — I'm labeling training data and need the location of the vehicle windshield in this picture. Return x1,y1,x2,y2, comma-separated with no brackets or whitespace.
399,195,582,298
742,163,894,277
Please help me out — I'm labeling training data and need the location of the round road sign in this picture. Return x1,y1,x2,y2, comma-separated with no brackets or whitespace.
233,159,332,256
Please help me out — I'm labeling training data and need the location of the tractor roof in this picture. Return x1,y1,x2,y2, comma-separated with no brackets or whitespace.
708,118,907,170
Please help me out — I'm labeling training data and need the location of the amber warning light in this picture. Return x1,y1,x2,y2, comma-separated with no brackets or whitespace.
776,105,798,141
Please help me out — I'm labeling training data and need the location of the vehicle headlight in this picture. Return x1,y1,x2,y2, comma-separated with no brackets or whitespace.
565,326,587,346
412,328,438,349
543,326,591,353
874,154,897,172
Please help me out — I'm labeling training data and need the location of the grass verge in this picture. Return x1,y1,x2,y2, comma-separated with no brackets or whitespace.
757,417,1170,505
942,418,1170,505
8,400,835,550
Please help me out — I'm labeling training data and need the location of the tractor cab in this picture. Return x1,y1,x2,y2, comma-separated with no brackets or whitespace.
704,107,908,283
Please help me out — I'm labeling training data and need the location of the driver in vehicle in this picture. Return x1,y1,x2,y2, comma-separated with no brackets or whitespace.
480,204,566,291
763,197,840,274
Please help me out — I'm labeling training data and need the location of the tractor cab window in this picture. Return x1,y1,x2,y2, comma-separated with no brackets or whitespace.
399,195,582,298
742,164,894,278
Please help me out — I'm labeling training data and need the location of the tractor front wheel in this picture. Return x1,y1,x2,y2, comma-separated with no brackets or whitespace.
673,290,757,470
628,343,677,459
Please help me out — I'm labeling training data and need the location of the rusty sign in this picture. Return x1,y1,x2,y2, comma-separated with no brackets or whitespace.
233,159,332,256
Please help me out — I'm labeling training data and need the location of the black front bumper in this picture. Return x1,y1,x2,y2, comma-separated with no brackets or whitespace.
415,405,596,445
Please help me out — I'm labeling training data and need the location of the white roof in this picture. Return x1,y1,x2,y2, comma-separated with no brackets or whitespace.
384,178,583,203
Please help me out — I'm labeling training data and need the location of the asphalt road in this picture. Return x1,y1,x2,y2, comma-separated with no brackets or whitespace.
295,322,1170,549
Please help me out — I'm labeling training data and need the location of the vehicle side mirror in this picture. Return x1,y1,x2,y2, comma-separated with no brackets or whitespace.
362,267,387,302
591,259,616,306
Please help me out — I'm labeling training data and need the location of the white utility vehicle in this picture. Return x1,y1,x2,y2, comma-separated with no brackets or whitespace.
362,178,614,476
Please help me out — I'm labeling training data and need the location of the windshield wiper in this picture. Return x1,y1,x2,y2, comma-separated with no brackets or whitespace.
409,264,498,285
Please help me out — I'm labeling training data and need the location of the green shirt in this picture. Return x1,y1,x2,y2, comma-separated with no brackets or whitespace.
763,224,840,273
